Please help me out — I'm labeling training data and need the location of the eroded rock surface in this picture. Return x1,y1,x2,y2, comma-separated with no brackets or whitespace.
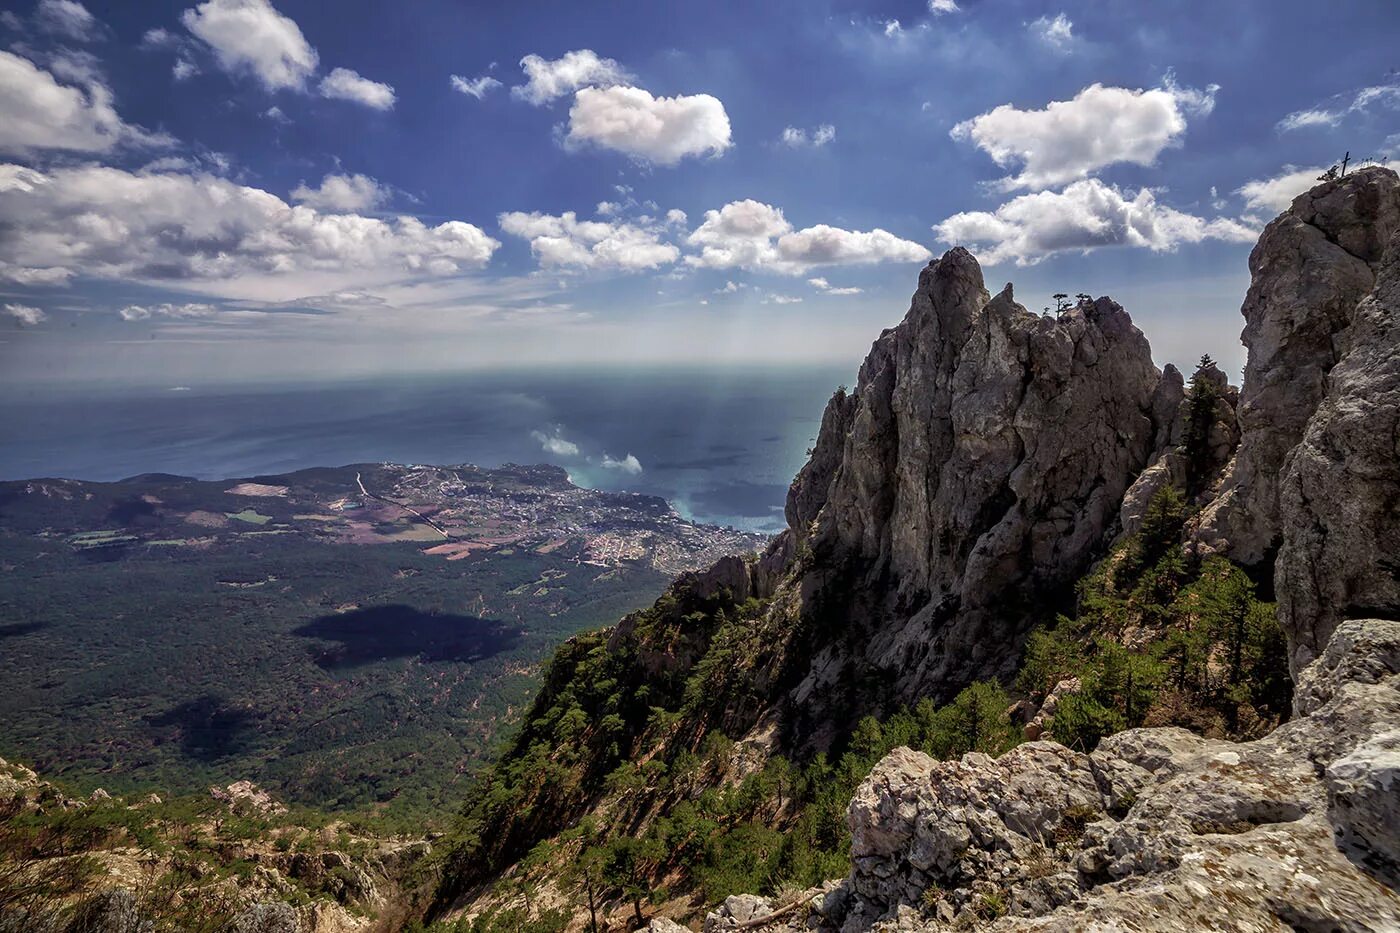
1196,167,1400,575
787,248,1164,707
817,619,1400,932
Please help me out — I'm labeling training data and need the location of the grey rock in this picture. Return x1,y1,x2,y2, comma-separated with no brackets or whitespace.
64,890,150,933
787,249,1162,706
1196,167,1400,576
225,903,299,933
831,619,1400,932
1327,728,1400,886
1276,209,1400,671
645,919,692,933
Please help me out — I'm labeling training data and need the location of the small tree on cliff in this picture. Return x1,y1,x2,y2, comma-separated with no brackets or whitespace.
1184,355,1220,496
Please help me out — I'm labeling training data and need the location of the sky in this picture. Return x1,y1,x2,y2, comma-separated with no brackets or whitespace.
0,0,1397,387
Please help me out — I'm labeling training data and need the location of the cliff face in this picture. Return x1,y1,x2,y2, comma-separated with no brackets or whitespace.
789,248,1165,708
446,169,1400,931
770,167,1400,933
1195,170,1400,561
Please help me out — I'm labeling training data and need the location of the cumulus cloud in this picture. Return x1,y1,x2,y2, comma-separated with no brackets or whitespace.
531,428,580,457
929,0,960,13
450,74,501,99
181,0,317,91
35,0,99,41
1278,83,1400,132
0,162,499,286
686,199,930,274
1029,13,1074,48
808,276,863,295
290,173,387,212
498,209,680,271
600,452,642,474
318,67,395,109
933,178,1255,265
951,77,1218,191
118,302,216,321
566,86,732,165
1236,161,1400,215
882,20,903,37
4,303,46,325
762,293,802,304
0,51,168,155
780,124,836,148
513,49,630,105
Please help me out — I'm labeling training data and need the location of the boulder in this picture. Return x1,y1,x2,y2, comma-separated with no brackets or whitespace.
828,619,1400,932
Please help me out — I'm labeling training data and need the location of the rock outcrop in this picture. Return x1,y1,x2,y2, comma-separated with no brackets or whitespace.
787,248,1165,708
1276,195,1400,670
734,619,1400,932
1196,167,1400,575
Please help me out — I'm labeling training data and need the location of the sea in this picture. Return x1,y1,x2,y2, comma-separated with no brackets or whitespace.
0,365,853,534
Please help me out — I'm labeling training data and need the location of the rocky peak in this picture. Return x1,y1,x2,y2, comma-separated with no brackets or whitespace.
1195,166,1400,569
786,246,1162,710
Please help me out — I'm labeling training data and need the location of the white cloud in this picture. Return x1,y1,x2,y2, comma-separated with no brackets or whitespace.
0,262,73,285
530,428,579,457
0,162,499,287
118,302,216,321
929,0,960,13
1029,13,1074,49
780,123,836,148
290,173,387,212
141,27,180,48
933,178,1255,265
173,58,198,80
181,0,318,91
318,67,395,109
763,293,802,304
601,452,643,474
3,303,46,325
665,208,687,226
595,200,619,216
512,49,630,105
498,209,680,271
1236,160,1400,215
450,74,501,99
35,0,98,41
951,77,1218,191
686,199,930,274
566,86,732,165
882,19,903,37
1278,83,1400,132
0,51,168,154
808,276,863,295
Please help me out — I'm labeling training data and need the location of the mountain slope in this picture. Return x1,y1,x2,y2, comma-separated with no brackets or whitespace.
432,167,1400,930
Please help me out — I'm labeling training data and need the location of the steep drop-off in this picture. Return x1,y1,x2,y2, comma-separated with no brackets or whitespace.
437,167,1400,931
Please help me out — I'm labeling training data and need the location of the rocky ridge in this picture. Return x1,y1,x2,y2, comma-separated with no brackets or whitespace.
788,247,1165,711
0,759,429,933
439,168,1400,931
697,166,1400,933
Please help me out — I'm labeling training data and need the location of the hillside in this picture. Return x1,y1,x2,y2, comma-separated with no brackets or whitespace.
428,167,1400,931
0,463,760,827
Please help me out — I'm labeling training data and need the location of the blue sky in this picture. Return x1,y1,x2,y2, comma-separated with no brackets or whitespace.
0,0,1397,386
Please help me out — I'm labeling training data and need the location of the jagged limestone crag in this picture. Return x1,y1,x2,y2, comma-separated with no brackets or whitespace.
712,167,1400,933
812,619,1400,932
445,169,1400,931
1196,167,1400,589
703,620,1400,932
787,247,1166,713
1276,193,1400,671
